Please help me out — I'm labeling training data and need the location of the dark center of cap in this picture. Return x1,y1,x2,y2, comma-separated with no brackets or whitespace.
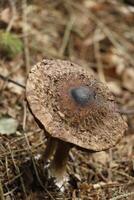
70,86,95,106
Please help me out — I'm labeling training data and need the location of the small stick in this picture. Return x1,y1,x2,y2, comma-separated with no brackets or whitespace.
109,191,134,200
22,0,30,74
6,0,16,32
92,181,120,189
94,29,106,83
118,108,134,115
59,16,75,56
22,100,27,131
0,74,25,89
108,149,113,182
3,187,17,197
5,174,22,185
0,179,5,200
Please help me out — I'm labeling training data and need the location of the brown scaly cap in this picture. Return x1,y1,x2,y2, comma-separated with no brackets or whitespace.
26,59,127,151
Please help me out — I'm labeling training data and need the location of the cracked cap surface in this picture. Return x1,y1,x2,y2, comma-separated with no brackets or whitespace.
26,59,127,151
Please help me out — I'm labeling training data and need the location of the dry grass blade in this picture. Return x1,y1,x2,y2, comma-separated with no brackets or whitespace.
22,0,30,74
6,0,17,32
59,16,75,56
110,191,134,200
0,180,5,200
94,29,105,83
7,144,27,198
4,187,17,198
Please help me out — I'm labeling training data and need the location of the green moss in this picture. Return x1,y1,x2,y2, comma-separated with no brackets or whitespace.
0,31,23,59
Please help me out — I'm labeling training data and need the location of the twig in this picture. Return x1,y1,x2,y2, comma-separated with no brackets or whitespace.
0,74,25,89
4,187,17,197
118,108,134,115
5,174,22,185
6,0,17,32
0,179,5,200
94,29,106,83
108,149,113,182
23,100,27,131
109,191,134,200
5,156,9,180
59,16,75,56
92,181,120,190
22,0,30,74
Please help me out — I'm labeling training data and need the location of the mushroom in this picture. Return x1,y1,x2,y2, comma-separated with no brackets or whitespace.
26,59,127,185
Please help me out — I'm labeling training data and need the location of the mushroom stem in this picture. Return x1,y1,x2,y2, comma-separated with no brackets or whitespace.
43,137,57,164
50,140,71,182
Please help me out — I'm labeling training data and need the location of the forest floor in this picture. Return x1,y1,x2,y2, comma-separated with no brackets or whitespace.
0,0,134,199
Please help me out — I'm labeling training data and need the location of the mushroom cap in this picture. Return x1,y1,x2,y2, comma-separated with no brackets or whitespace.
26,59,127,151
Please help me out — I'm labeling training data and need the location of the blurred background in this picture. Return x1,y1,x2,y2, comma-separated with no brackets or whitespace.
0,0,134,199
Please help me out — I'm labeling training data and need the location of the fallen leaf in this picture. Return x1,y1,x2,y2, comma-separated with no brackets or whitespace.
122,68,134,92
92,151,109,165
0,8,11,24
107,81,122,96
0,117,18,135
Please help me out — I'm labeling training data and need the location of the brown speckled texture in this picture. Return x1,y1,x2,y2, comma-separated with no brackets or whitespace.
26,59,127,151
